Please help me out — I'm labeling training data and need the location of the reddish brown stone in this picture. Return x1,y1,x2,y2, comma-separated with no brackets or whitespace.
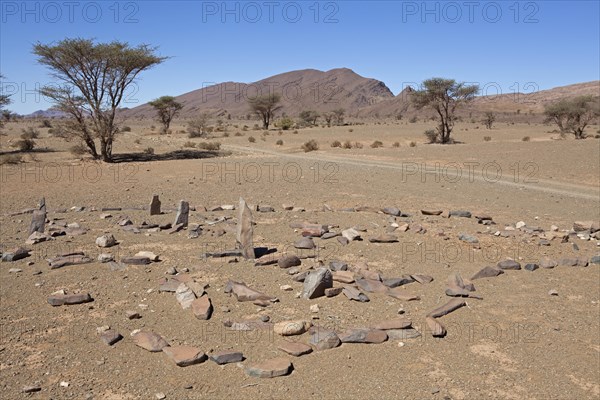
245,357,292,378
277,342,313,357
191,295,212,320
163,346,207,367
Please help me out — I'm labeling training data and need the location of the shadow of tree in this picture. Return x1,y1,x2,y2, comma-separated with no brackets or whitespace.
111,149,230,163
0,148,58,156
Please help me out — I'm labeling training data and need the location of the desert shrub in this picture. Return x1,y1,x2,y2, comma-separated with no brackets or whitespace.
242,125,249,131
331,140,342,148
276,139,283,146
475,126,480,129
70,144,89,156
370,140,383,148
223,132,230,137
424,129,438,143
121,126,132,132
348,128,354,133
409,141,417,147
262,130,269,136
252,124,260,130
39,119,52,128
248,136,256,143
595,134,600,139
183,141,196,148
48,125,68,138
0,154,23,164
302,140,319,152
197,141,221,151
143,147,154,155
522,136,530,142
409,116,418,123
134,138,141,144
234,132,243,136
343,140,353,149
293,130,298,134
483,136,492,142
392,142,400,148
14,139,35,151
21,127,39,139
354,141,363,149
278,117,294,130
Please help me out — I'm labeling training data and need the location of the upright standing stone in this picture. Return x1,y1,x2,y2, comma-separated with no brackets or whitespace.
28,197,46,235
150,194,161,215
174,200,189,227
236,197,255,260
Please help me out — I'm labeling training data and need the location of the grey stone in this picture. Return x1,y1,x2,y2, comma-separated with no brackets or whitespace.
497,259,521,270
48,293,93,306
294,237,315,250
471,266,504,280
342,286,370,302
458,233,479,243
524,263,539,271
427,298,466,318
329,260,348,271
100,329,123,346
174,200,189,227
339,328,387,344
150,194,161,215
96,234,117,248
449,210,471,218
210,351,244,365
309,328,340,350
383,276,415,288
163,346,207,367
302,268,333,299
132,331,169,352
236,197,255,259
278,255,301,269
386,328,422,340
245,358,292,378
382,207,401,216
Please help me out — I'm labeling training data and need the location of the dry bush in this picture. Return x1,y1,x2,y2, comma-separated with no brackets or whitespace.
302,139,319,152
483,136,492,142
234,132,243,137
424,129,438,143
276,139,283,146
354,141,364,149
248,136,256,143
143,147,154,155
522,136,531,142
392,142,400,148
343,140,353,149
197,142,221,151
348,128,354,132
39,119,52,128
14,139,35,151
183,141,196,148
409,141,417,147
21,127,39,139
293,130,298,134
121,126,132,132
331,140,342,148
134,138,141,144
70,144,88,156
370,140,383,148
409,116,418,123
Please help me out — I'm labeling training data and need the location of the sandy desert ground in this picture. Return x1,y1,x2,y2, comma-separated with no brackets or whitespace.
1,118,599,399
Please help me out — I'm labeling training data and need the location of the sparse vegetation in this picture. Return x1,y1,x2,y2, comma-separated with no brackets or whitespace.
393,141,400,147
331,140,342,148
299,110,319,126
483,136,492,141
39,119,52,128
522,136,531,142
409,141,417,147
21,127,40,139
248,136,256,143
278,117,294,130
370,140,383,148
14,139,35,152
302,139,319,152
187,113,210,138
544,95,600,139
248,93,282,130
70,144,89,156
183,141,196,148
409,116,418,123
354,141,363,149
143,147,155,155
482,111,496,129
276,139,283,146
343,140,353,149
196,141,221,151
424,129,438,144
0,154,23,164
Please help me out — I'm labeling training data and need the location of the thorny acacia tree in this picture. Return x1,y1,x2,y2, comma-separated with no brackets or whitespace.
248,93,282,130
34,38,166,161
148,96,183,133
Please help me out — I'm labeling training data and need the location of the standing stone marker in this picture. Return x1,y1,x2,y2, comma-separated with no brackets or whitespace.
28,197,46,235
174,200,189,227
150,194,161,215
236,197,255,260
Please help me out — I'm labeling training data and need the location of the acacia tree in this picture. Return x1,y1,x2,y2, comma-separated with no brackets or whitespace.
299,110,319,126
412,78,479,144
248,93,281,130
482,111,496,129
544,95,599,139
148,96,183,133
0,74,11,129
332,108,345,125
34,38,166,161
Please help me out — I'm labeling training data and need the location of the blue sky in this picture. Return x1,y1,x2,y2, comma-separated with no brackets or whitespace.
1,0,599,114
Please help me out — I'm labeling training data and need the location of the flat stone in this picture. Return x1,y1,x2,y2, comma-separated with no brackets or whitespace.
9,268,22,273
278,342,312,357
1,247,30,262
309,328,341,350
325,287,343,297
25,231,53,245
426,317,446,337
273,320,312,336
342,286,370,302
371,318,412,330
559,257,588,267
573,221,594,232
321,232,340,239
96,234,117,248
386,328,422,340
383,276,415,288
337,236,349,246
339,328,388,344
329,260,348,271
539,258,558,269
449,210,471,218
356,278,388,293
174,200,190,227
459,233,479,244
121,256,151,265
294,237,315,250
22,385,42,393
98,253,114,263
100,329,123,346
497,259,521,270
341,228,361,242
301,223,327,237
292,271,309,282
134,251,159,261
278,255,301,269
590,255,600,265
386,287,420,301
471,266,504,280
246,357,292,378
48,254,92,269
163,346,207,367
48,293,93,306
224,280,274,302
126,310,141,320
524,263,539,271
210,351,244,365
427,298,466,318
368,234,398,243
382,207,401,216
421,209,443,216
332,270,355,284
191,295,212,320
411,274,434,284
302,268,333,299
132,331,169,352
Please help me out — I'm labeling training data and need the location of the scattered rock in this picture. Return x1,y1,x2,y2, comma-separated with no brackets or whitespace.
224,280,275,302
135,251,159,261
471,266,504,280
126,310,141,320
539,258,558,269
278,255,301,269
339,328,388,344
386,328,422,340
121,256,151,265
191,295,212,320
329,260,348,271
132,331,169,352
174,200,190,227
309,328,341,350
236,197,255,259
548,289,559,296
426,317,446,337
325,287,343,297
1,247,30,262
427,298,466,318
368,234,399,243
273,320,312,336
382,207,401,216
497,259,521,270
163,346,207,367
245,357,292,378
458,233,479,244
96,234,117,248
294,237,315,250
278,342,312,357
383,276,415,288
210,351,244,365
22,385,41,393
371,318,412,330
421,209,443,216
524,263,539,271
449,210,471,218
356,278,388,293
302,268,333,299
98,253,114,263
343,286,370,302
332,270,355,284
150,194,161,215
99,329,123,346
341,228,361,242
48,293,93,306
175,283,197,309
411,274,434,284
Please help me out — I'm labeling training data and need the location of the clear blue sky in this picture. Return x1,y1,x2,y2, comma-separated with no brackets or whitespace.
1,0,599,114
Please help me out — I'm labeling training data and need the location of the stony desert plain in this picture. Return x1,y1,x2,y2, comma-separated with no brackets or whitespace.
1,107,599,400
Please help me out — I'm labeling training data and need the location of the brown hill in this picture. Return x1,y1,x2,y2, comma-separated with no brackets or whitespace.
123,68,394,120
